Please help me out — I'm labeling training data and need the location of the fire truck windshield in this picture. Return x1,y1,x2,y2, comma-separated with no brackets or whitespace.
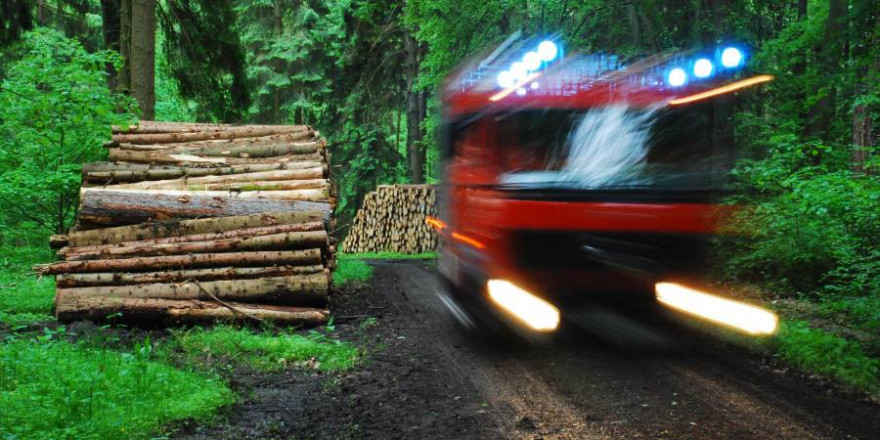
488,101,734,191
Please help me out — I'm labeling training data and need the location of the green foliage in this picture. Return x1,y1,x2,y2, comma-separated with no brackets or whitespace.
0,332,233,440
333,257,374,287
158,0,250,121
0,270,55,322
817,296,880,334
0,242,56,326
0,28,135,236
724,159,879,296
775,320,880,393
172,325,359,372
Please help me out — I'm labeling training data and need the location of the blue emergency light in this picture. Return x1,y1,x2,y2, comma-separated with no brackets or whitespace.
496,40,560,88
665,46,746,87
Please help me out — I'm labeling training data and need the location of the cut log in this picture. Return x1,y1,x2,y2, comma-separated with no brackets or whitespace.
55,294,329,326
78,187,331,227
83,161,326,183
113,121,310,134
56,274,329,305
116,141,319,158
109,133,321,153
109,170,326,190
60,221,324,259
66,211,325,247
56,266,326,287
50,234,69,249
35,249,322,274
111,126,312,144
107,149,323,165
180,180,329,192
61,230,327,261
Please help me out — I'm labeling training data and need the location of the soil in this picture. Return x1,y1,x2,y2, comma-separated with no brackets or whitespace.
172,260,880,440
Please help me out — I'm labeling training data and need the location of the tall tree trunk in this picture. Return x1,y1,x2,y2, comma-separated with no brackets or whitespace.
803,0,846,140
130,0,156,120
101,0,121,89
404,30,425,184
851,104,873,173
627,3,640,48
119,0,132,93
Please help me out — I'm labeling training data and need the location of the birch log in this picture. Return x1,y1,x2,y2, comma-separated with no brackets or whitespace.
55,294,329,326
65,211,325,247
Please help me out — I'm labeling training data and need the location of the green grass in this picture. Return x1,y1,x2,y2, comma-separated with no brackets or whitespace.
338,251,437,260
171,325,359,372
333,257,374,286
0,333,233,440
0,246,56,325
775,320,880,394
333,251,436,286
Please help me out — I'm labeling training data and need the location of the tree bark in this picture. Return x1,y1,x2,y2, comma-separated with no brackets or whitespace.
113,121,310,134
129,0,156,120
113,141,321,158
112,179,329,193
83,161,326,183
118,0,131,93
107,149,323,165
57,274,329,305
851,104,873,173
62,230,327,261
56,266,326,287
100,0,121,89
60,221,324,259
55,295,329,326
404,31,425,184
111,126,312,144
36,249,323,274
77,188,332,227
65,211,325,247
110,170,326,189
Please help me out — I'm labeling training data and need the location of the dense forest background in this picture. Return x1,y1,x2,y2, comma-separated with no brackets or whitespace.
0,0,877,302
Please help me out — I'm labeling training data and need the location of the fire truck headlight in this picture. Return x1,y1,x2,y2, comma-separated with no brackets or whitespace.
537,40,558,62
487,280,560,332
667,68,687,87
721,47,743,68
655,282,778,335
523,51,541,71
497,70,515,88
693,58,713,78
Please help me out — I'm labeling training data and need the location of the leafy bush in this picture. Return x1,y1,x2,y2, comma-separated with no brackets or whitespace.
172,325,359,372
723,140,879,297
0,333,233,440
0,28,136,237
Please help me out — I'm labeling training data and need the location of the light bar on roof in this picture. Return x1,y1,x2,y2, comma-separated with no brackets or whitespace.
495,40,562,96
664,44,748,87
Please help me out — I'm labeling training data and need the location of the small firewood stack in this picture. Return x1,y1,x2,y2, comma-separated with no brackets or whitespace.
39,121,338,327
342,185,437,254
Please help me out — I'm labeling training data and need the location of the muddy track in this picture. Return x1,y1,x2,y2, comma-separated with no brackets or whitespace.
176,260,880,440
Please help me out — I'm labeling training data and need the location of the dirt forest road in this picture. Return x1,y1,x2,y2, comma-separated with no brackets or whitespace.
178,260,880,440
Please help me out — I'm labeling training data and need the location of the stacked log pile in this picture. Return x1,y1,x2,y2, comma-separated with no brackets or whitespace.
39,121,336,326
342,185,437,254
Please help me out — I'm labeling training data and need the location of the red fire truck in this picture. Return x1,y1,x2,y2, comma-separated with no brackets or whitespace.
433,37,776,336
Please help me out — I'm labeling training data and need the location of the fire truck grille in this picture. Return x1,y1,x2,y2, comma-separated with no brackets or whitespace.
512,231,711,276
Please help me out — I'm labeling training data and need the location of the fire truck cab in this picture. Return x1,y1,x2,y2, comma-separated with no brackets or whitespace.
435,38,770,334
